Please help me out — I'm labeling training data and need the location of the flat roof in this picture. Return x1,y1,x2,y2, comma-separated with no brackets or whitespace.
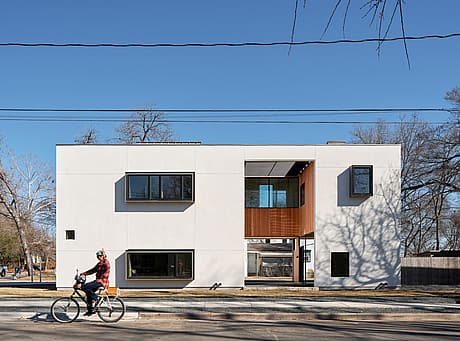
56,143,401,147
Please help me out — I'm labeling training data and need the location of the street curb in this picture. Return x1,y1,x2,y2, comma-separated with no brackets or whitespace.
138,312,460,321
2,311,460,322
2,311,139,321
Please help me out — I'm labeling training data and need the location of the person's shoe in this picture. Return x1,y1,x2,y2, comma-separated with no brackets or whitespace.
83,310,94,316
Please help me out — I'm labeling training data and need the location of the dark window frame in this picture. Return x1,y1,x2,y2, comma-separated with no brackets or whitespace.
245,177,299,208
125,249,194,280
125,172,195,202
349,165,373,197
65,230,75,240
331,252,349,277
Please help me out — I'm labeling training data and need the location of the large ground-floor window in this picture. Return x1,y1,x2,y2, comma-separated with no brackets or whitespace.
126,250,194,280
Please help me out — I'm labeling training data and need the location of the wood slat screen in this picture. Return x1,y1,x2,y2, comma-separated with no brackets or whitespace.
299,162,314,235
244,162,315,238
245,208,301,237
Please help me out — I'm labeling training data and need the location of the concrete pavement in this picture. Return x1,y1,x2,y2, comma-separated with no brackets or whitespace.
1,278,459,321
0,295,459,321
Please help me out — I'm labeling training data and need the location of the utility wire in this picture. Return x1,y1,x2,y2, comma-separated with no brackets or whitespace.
0,113,450,120
1,33,459,48
0,117,446,125
0,107,453,124
0,107,454,113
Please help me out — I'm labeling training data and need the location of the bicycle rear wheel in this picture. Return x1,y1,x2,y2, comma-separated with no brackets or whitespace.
97,296,125,323
51,297,80,323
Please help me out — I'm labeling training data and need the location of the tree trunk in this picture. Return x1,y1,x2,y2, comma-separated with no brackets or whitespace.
14,218,33,279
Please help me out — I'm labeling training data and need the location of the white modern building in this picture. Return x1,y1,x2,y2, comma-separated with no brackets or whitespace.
56,143,401,289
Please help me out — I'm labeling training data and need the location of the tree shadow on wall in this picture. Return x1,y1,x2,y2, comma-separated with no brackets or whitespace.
317,170,401,288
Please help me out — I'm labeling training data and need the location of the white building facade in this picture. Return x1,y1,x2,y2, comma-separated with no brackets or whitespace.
56,144,401,289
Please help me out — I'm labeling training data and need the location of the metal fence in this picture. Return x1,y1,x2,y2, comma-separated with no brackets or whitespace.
401,257,460,285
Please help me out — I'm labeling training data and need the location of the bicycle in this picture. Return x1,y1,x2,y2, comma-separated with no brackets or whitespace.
51,270,126,323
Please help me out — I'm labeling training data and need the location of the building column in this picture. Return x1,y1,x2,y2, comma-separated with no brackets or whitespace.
293,237,300,282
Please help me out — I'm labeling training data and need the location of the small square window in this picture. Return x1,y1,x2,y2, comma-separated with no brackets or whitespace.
66,230,75,240
331,252,349,277
350,165,373,197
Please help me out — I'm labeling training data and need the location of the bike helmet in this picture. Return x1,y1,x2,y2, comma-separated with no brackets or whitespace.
96,250,105,257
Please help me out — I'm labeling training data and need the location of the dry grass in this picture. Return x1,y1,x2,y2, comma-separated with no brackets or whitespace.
1,273,458,298
0,287,459,298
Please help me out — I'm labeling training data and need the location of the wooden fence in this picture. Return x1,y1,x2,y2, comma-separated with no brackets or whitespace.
401,257,460,285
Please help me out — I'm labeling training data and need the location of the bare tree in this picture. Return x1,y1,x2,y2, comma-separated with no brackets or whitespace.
74,128,99,144
0,216,21,266
351,106,460,254
443,211,460,250
0,149,55,278
445,86,460,108
115,107,174,144
291,1,410,65
351,115,435,255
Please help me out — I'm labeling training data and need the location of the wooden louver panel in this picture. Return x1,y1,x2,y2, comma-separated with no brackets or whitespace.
245,208,301,237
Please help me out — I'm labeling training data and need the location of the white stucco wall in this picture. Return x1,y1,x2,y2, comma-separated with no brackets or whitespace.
314,146,401,288
56,145,246,289
56,144,400,289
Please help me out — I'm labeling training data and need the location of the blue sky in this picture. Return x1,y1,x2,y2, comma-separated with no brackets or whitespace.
0,1,459,166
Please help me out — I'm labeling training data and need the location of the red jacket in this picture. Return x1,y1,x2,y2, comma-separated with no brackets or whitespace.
83,258,110,289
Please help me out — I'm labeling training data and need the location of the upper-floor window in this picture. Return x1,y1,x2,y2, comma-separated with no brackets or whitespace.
245,177,299,208
349,165,373,197
126,173,194,202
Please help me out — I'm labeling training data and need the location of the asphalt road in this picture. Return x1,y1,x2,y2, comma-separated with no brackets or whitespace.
1,296,459,314
0,319,459,340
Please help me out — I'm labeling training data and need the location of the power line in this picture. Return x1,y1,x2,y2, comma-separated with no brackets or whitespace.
0,117,446,125
0,107,454,113
0,107,454,124
0,113,450,120
1,33,459,49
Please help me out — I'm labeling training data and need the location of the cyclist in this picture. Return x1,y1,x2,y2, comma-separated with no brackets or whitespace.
80,250,110,316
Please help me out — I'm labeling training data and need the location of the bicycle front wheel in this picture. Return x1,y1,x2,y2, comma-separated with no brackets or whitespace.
51,297,80,323
97,296,125,323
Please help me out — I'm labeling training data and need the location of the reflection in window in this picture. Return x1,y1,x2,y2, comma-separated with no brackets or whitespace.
126,173,194,201
127,250,194,279
149,176,160,200
128,175,149,199
350,165,373,197
304,249,311,262
162,175,182,200
245,178,298,208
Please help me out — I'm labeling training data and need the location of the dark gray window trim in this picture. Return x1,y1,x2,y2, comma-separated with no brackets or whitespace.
125,249,195,281
125,172,195,202
349,165,373,197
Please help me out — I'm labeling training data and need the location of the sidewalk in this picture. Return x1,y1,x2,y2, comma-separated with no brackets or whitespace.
0,285,459,321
